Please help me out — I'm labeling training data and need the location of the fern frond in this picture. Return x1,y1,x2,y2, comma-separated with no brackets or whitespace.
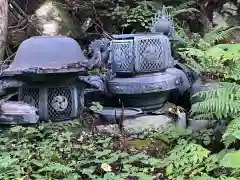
174,1,196,11
191,99,240,119
191,88,232,101
178,48,205,57
192,82,240,99
203,25,240,45
167,1,196,13
171,8,200,17
191,82,240,120
185,60,203,74
222,116,240,147
192,113,216,120
177,50,204,73
197,39,212,50
39,163,73,174
223,59,240,81
219,82,240,90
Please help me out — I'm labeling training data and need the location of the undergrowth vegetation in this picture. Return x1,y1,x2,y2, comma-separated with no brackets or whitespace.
2,1,240,180
0,121,239,180
176,25,240,80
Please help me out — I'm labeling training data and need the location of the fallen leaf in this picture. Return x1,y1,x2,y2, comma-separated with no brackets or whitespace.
101,163,112,172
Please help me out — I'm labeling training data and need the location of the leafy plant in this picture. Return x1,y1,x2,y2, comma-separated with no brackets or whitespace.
90,101,103,112
109,1,200,31
161,139,210,179
110,1,160,30
190,81,240,176
0,119,239,179
176,26,240,80
0,121,170,179
190,82,240,120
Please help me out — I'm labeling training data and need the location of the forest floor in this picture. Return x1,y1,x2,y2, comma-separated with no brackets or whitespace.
0,119,194,180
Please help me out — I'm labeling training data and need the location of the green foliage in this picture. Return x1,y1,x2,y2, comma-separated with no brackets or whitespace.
219,150,240,177
190,82,240,120
0,121,239,179
159,139,222,179
190,81,240,176
148,124,192,142
176,26,240,80
109,1,200,31
166,1,199,17
194,174,236,180
177,25,239,50
0,121,168,179
109,1,159,30
223,117,240,147
90,101,103,112
220,151,240,169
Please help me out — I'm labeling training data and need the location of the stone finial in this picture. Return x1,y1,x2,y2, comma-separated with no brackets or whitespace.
150,6,175,37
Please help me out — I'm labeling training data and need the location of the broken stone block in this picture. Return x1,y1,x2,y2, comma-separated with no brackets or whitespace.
0,101,39,124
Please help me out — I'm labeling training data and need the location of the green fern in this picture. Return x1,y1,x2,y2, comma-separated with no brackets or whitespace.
166,0,199,17
171,8,200,17
222,117,240,147
190,82,240,148
178,41,240,80
39,163,73,175
203,26,240,45
194,173,236,180
190,82,240,120
161,139,211,179
173,1,196,11
0,153,18,169
176,25,238,50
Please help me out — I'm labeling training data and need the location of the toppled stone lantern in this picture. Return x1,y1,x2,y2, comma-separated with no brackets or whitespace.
0,36,91,123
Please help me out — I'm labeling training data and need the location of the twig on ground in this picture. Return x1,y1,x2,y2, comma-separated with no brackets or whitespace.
12,23,28,33
119,102,125,134
10,0,28,17
5,52,16,60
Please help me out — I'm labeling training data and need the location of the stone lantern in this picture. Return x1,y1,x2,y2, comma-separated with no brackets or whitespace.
106,7,193,110
1,36,89,121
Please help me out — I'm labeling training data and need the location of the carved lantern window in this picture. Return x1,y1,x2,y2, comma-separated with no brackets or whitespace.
18,84,84,121
110,34,173,74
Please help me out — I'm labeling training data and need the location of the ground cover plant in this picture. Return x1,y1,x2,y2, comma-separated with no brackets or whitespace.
190,82,240,180
176,25,240,81
1,1,240,180
0,119,239,180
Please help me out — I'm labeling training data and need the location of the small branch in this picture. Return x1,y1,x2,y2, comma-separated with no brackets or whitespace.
10,0,27,18
91,4,114,39
5,52,16,60
11,23,28,33
119,101,125,134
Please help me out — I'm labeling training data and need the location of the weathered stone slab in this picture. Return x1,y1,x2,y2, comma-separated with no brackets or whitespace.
96,114,173,134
